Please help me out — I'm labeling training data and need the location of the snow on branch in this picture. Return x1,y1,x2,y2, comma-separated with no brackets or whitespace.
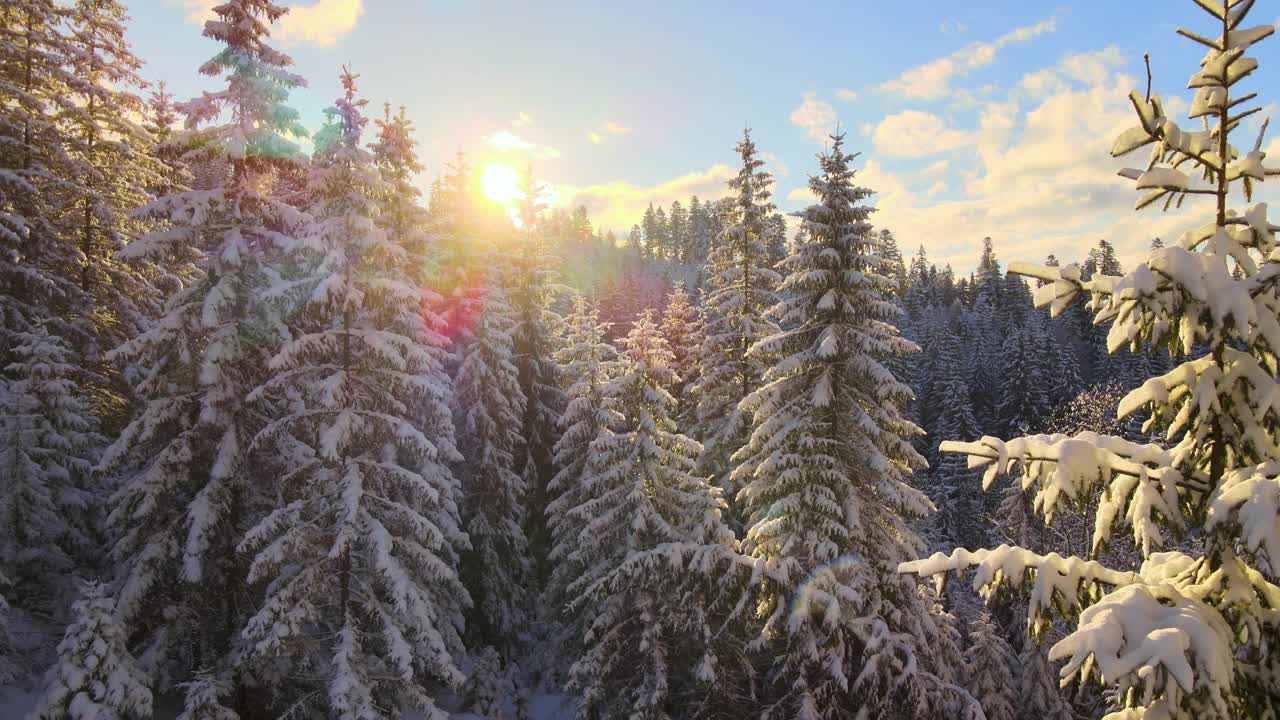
899,545,1137,630
1206,461,1280,574
939,432,1187,556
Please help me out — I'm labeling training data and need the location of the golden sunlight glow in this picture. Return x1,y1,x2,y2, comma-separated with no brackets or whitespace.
480,163,524,206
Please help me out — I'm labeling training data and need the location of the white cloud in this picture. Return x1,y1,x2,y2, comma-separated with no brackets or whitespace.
879,18,1057,100
872,110,975,158
855,48,1247,273
835,88,859,102
483,130,560,159
557,164,737,234
173,0,364,47
485,130,535,152
587,120,632,144
763,152,791,178
790,91,838,144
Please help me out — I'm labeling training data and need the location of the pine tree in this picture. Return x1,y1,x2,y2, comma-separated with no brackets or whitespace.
238,68,467,720
641,204,659,258
878,228,907,298
62,0,167,364
0,0,91,364
0,327,103,611
98,0,307,700
994,324,1051,437
454,271,530,650
902,5,1280,716
29,581,152,720
974,237,1001,305
174,674,240,720
429,152,486,352
660,282,703,421
465,645,517,719
1016,638,1072,720
669,199,690,264
963,613,1016,720
653,205,670,260
687,195,712,266
544,295,616,644
930,332,984,551
733,133,961,718
568,311,737,719
510,171,566,587
141,81,193,207
691,129,781,507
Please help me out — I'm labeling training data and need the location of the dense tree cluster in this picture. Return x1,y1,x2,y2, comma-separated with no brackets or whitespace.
1,2,1276,720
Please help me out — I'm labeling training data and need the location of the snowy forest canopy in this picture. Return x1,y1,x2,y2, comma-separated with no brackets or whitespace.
2,1,1280,719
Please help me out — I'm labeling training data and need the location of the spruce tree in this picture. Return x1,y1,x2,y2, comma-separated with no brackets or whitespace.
98,0,307,700
930,331,984,551
544,295,617,647
963,613,1016,720
733,133,962,717
0,327,103,611
29,581,151,720
0,0,91,361
1016,638,1072,720
239,69,467,719
659,282,703,421
568,310,736,719
454,270,529,650
994,324,1051,437
428,152,485,354
511,172,566,586
669,199,690,264
62,0,167,363
692,129,781,508
902,5,1280,716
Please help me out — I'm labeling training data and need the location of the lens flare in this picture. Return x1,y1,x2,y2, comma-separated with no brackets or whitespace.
480,163,523,205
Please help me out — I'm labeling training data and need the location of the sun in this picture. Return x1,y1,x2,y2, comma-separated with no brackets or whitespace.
480,163,523,205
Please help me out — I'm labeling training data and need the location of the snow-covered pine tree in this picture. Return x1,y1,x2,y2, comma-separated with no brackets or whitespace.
568,310,738,719
659,281,703,422
62,0,167,365
669,199,690,264
963,613,1016,720
369,106,468,561
465,645,516,719
878,228,907,298
544,295,617,633
98,0,307,702
1016,637,1072,720
239,68,467,720
692,129,781,510
29,581,151,720
371,103,430,266
173,673,239,720
428,153,486,352
509,171,566,587
994,324,1051,438
733,132,965,718
0,0,92,361
902,4,1280,717
930,331,985,552
454,267,530,650
0,327,103,612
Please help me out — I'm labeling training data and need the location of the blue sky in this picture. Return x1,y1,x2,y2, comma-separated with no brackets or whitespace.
128,1,1280,272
